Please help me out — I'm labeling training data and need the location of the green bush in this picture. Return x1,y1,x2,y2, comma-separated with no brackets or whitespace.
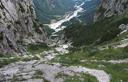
27,43,49,54
123,46,128,52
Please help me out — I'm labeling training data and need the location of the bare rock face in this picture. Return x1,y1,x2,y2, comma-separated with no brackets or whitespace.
0,0,48,55
94,0,128,21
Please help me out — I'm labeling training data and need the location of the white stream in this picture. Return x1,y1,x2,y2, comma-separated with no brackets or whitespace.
48,2,85,32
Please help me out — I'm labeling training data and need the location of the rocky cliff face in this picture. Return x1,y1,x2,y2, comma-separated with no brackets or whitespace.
94,0,128,21
0,0,48,55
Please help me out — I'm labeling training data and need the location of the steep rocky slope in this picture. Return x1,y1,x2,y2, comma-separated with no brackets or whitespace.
0,0,48,55
75,0,101,23
94,0,128,21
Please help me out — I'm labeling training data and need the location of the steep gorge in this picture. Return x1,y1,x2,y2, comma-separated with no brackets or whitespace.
0,0,128,82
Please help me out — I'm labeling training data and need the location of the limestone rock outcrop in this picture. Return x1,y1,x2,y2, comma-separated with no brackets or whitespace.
94,0,128,21
0,0,48,55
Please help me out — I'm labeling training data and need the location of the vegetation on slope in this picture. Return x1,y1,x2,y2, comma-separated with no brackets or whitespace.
54,15,128,82
0,43,49,68
52,47,128,82
64,16,128,47
27,43,49,54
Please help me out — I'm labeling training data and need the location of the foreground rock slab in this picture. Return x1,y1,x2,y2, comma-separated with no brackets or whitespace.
0,60,110,82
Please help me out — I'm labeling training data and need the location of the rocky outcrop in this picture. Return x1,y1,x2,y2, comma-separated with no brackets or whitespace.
0,0,48,55
94,0,128,21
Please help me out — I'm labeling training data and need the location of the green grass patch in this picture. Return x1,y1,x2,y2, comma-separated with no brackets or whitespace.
56,72,98,82
27,43,49,54
51,47,128,82
0,58,20,68
53,47,128,65
104,63,128,82
0,43,49,68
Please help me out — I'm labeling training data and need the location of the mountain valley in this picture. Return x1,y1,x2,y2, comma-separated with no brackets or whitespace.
0,0,128,82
